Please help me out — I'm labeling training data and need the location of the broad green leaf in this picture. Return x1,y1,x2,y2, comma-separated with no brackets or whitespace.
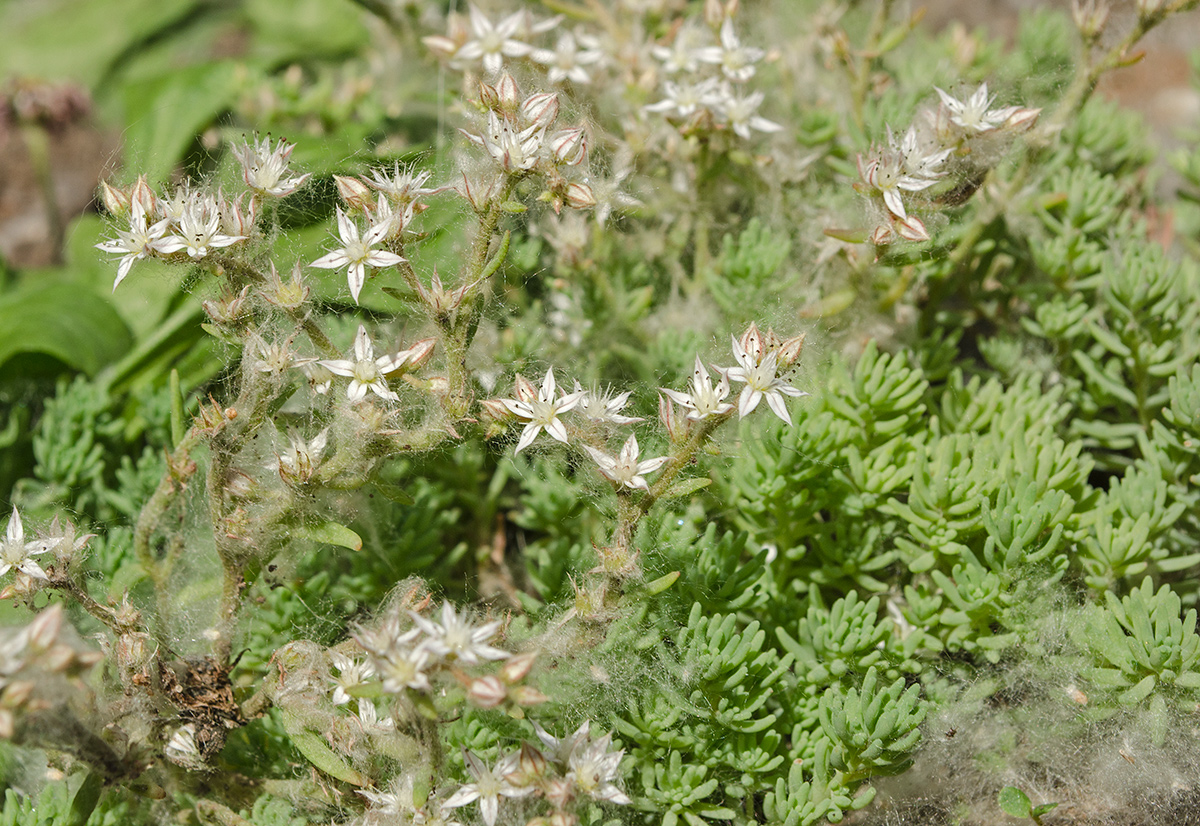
123,61,239,184
998,786,1032,818
244,0,370,67
0,0,202,83
0,283,133,376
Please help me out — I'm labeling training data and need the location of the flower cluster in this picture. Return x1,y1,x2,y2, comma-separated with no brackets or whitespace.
442,722,630,826
645,16,780,141
855,82,1040,244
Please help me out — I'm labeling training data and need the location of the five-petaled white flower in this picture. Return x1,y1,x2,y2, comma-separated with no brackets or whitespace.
156,193,246,260
232,134,311,198
455,5,536,76
722,336,807,425
696,19,764,82
858,133,945,222
463,111,547,173
661,356,735,421
934,83,1020,134
583,435,668,491
567,729,631,804
500,369,585,453
718,88,782,140
0,508,50,581
318,325,408,403
409,602,509,665
531,30,605,85
309,208,405,304
95,199,173,291
573,382,642,424
328,651,374,706
645,78,722,119
443,750,534,826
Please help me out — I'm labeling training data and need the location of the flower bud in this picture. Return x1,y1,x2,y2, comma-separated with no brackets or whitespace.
500,651,537,683
704,0,725,28
1003,106,1041,133
565,182,596,211
468,675,508,708
480,398,515,425
776,333,806,371
549,127,587,167
334,174,374,213
1,680,34,710
495,73,521,113
1072,0,1110,40
26,604,63,652
520,92,559,131
514,741,548,784
895,214,929,242
131,176,157,217
510,685,549,706
99,180,129,217
738,322,764,363
513,374,538,404
658,393,681,442
202,285,252,326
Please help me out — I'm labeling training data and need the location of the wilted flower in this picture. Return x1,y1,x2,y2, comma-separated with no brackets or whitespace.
408,602,509,665
268,428,329,484
231,134,311,198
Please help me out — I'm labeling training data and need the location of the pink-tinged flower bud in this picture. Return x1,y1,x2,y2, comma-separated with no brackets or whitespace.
515,741,548,782
513,374,538,403
738,322,764,364
549,808,578,826
0,709,13,738
423,34,461,60
776,333,806,371
658,393,680,442
45,643,77,672
334,175,374,213
510,685,549,706
468,675,508,708
895,214,929,242
480,398,515,425
1072,0,1110,39
220,191,257,238
1,680,34,710
27,604,63,652
869,223,895,246
131,175,157,217
99,180,129,217
495,73,521,112
520,93,559,130
565,182,595,211
704,0,725,28
479,80,501,112
1003,106,1041,132
550,127,587,167
542,777,577,811
500,651,537,683
405,338,438,372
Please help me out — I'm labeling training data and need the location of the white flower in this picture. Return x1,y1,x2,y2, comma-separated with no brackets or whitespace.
717,88,782,140
0,508,50,581
566,729,631,804
722,335,807,425
309,208,405,304
318,325,403,403
645,78,722,119
354,698,396,734
232,134,311,197
858,130,946,221
500,369,585,453
375,640,432,694
328,651,374,705
364,163,439,207
934,83,1020,134
155,193,246,259
442,750,534,826
696,19,764,82
661,356,735,421
573,382,642,425
583,435,668,491
409,602,509,665
532,720,592,767
652,23,707,74
462,111,547,173
455,5,535,76
531,30,605,85
94,199,172,290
